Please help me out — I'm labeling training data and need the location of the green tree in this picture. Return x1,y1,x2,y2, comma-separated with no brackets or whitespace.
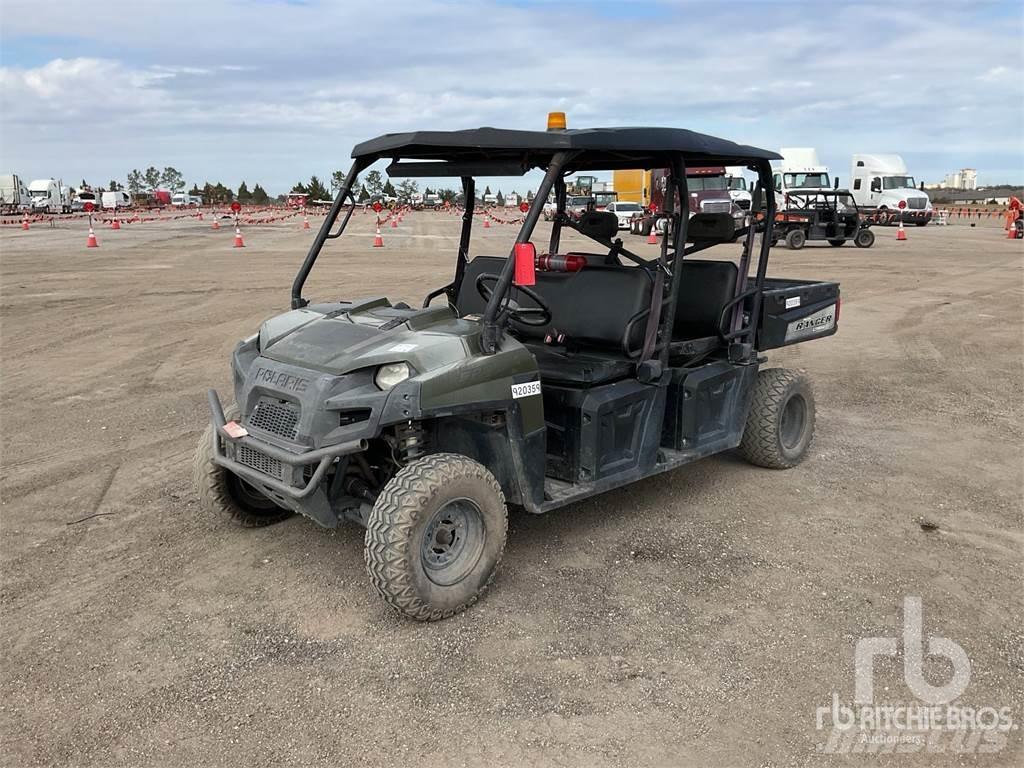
291,181,309,195
397,178,418,202
439,188,458,204
160,166,185,191
526,189,534,201
358,184,370,203
189,183,201,196
126,171,142,193
364,170,384,198
237,181,251,203
383,180,398,199
108,179,123,192
252,184,270,205
496,190,505,207
330,170,346,194
307,175,329,202
143,166,161,191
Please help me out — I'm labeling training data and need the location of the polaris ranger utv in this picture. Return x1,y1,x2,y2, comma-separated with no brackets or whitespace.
195,117,841,621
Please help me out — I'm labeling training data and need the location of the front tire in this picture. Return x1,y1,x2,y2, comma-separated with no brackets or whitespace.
192,404,293,527
785,229,806,249
739,368,816,469
365,453,507,621
854,228,875,248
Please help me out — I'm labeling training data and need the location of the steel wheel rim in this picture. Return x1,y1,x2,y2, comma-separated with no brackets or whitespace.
779,394,807,451
421,497,485,586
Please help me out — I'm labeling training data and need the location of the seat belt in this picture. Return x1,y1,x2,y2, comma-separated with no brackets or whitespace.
640,262,665,362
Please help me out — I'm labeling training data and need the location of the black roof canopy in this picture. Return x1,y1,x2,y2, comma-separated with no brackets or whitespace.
352,126,781,173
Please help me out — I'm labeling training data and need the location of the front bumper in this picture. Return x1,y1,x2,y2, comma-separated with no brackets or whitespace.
207,389,366,502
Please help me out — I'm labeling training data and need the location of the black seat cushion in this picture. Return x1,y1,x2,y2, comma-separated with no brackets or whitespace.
456,256,652,350
574,210,619,240
527,344,634,385
687,213,736,242
673,260,738,340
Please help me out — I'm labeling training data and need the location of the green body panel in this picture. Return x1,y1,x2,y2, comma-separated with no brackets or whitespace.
257,298,544,433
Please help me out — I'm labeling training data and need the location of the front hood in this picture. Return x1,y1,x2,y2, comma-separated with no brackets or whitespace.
258,299,477,376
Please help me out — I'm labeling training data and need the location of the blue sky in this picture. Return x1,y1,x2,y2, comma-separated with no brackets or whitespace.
1,0,1021,195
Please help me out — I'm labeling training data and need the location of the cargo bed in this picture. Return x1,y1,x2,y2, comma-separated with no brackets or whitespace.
754,277,840,350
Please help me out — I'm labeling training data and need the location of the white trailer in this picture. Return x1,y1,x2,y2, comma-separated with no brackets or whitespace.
850,154,932,226
0,174,28,214
102,190,133,210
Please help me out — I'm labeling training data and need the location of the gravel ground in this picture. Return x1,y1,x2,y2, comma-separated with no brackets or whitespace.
1,211,1021,767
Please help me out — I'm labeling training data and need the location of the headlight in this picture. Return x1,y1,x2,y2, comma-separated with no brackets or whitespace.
374,362,412,390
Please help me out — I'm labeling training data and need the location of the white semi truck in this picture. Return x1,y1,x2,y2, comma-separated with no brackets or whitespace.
27,179,71,214
772,149,833,207
849,154,932,226
725,166,753,210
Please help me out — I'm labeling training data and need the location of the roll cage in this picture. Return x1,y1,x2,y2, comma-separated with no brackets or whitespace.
291,127,782,368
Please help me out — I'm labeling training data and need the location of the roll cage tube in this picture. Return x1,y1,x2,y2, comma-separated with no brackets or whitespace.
291,157,368,309
481,150,575,354
655,156,689,367
423,176,475,308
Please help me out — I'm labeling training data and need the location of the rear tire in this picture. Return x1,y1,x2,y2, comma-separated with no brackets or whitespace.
739,368,815,469
193,404,293,527
785,229,806,249
854,229,875,248
365,453,507,621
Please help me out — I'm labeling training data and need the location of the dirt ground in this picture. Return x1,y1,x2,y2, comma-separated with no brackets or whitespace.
1,211,1021,767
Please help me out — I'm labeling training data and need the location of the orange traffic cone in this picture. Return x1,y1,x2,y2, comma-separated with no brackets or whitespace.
373,224,384,248
483,215,491,229
896,218,907,241
303,214,310,230
212,218,220,230
233,226,245,248
87,226,99,248
390,217,397,228
111,218,120,230
197,212,204,221
21,214,29,231
1008,220,1017,239
647,227,658,245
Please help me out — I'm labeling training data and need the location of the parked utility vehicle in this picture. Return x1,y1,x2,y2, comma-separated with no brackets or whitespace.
196,119,841,621
772,189,874,249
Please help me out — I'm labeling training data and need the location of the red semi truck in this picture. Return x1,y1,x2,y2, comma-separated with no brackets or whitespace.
629,166,740,236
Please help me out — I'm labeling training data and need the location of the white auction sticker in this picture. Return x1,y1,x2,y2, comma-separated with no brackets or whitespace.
388,343,417,353
511,381,541,399
785,296,801,309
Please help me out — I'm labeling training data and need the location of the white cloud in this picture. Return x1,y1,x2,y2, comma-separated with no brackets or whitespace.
0,1,1021,191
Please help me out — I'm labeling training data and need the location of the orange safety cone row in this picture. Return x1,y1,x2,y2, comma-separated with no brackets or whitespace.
233,226,245,248
87,226,99,248
111,218,121,230
373,223,384,247
896,218,907,241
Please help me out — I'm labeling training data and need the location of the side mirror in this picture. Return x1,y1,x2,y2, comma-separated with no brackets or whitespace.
834,178,840,189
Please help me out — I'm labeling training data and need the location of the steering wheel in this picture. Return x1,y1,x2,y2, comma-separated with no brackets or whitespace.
475,273,552,327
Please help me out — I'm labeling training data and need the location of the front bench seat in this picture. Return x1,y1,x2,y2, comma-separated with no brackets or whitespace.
456,256,652,385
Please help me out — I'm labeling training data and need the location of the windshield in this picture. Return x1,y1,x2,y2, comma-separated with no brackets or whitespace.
784,172,830,188
616,202,642,212
728,178,747,191
687,176,728,192
568,196,592,207
883,176,916,190
29,190,47,197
